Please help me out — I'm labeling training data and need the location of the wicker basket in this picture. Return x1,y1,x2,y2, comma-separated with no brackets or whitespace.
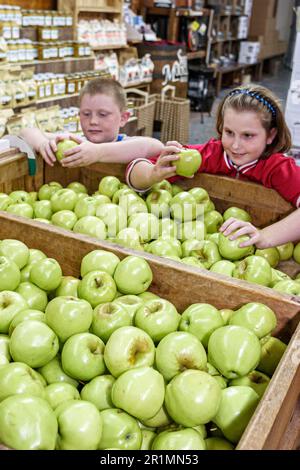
153,85,190,144
125,88,156,137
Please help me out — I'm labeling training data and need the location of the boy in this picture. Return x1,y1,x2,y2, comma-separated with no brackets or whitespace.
20,77,164,167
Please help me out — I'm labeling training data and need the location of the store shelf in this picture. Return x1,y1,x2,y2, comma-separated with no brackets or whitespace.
187,50,206,60
92,44,128,51
17,56,95,67
175,8,212,17
77,7,121,14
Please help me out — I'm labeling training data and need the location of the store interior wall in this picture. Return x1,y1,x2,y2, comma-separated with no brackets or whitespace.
276,0,294,41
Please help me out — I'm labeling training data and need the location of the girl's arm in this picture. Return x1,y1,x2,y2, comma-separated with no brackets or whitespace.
61,137,165,167
220,210,300,248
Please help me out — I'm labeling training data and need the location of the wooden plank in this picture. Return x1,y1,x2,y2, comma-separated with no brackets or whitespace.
0,152,44,193
276,399,300,450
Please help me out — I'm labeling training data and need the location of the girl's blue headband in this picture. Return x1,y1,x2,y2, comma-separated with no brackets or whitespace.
228,89,276,117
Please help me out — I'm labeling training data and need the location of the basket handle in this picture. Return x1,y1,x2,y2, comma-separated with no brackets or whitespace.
125,88,149,104
161,85,176,101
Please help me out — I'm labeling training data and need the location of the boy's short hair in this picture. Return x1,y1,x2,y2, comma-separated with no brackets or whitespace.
79,77,127,111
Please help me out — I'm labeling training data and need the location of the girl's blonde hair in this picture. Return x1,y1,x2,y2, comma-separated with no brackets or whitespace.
216,84,291,157
79,77,127,111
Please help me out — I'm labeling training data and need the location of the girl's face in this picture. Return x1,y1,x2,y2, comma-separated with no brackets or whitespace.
80,93,129,143
222,108,277,166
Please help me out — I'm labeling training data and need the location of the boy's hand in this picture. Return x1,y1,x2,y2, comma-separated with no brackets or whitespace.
220,217,260,247
61,141,99,167
37,133,83,167
150,145,180,182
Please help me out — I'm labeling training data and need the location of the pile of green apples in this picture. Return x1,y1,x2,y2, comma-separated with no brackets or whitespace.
0,238,287,450
1,175,300,296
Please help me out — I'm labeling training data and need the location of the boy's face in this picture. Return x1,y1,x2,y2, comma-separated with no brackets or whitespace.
80,93,129,143
222,108,276,166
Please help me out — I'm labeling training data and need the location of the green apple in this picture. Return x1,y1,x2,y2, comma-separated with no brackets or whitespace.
81,250,120,278
8,309,45,336
99,408,142,450
141,429,157,450
38,355,78,387
114,256,153,295
171,183,183,196
51,210,78,230
91,302,132,342
50,188,78,213
188,187,211,212
0,394,58,450
170,191,198,222
179,220,206,241
104,326,155,377
0,362,45,402
45,296,93,343
205,437,234,450
206,362,228,389
111,366,165,421
152,179,173,193
38,181,62,200
113,294,144,320
255,247,280,268
73,215,107,240
179,303,224,348
33,200,52,220
210,260,235,277
34,217,51,224
112,187,134,205
146,238,181,258
81,375,115,411
189,240,221,268
115,227,144,251
98,176,122,198
0,290,28,334
45,382,80,410
219,232,254,261
67,181,88,194
30,257,62,291
276,242,294,261
61,332,105,381
273,280,300,295
206,232,220,244
10,320,59,368
0,193,12,211
15,281,48,311
78,270,116,308
141,405,172,428
219,308,235,324
229,302,277,338
55,399,102,450
139,292,159,301
172,148,201,177
96,203,127,237
134,298,180,342
74,196,97,218
0,256,20,291
229,370,270,398
293,241,300,263
9,190,32,205
212,386,259,443
55,139,78,161
204,210,224,234
119,193,148,218
155,331,207,381
0,239,29,269
0,334,11,365
153,428,206,450
146,189,172,218
223,207,251,222
128,213,159,242
208,325,261,379
159,219,178,239
233,255,272,287
165,370,221,426
28,248,47,265
269,268,291,287
55,276,80,297
257,335,287,376
181,256,205,268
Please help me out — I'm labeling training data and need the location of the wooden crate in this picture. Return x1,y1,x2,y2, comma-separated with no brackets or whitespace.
0,212,299,450
0,150,44,194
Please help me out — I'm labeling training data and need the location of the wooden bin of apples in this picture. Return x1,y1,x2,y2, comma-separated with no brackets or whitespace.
0,217,299,450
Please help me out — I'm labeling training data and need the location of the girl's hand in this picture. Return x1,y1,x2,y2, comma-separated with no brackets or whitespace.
220,217,261,247
166,140,183,149
150,146,181,182
61,141,99,167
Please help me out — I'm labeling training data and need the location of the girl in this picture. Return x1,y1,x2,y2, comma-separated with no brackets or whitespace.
126,84,300,208
219,209,300,249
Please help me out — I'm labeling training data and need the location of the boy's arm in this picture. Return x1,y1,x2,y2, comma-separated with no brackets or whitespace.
61,137,165,167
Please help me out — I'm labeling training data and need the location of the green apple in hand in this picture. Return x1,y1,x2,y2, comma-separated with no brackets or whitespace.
134,298,180,343
208,325,261,379
55,276,80,297
45,382,80,410
81,375,115,411
0,238,29,269
229,302,277,338
155,331,207,381
0,362,45,402
91,302,132,342
104,326,155,377
55,139,78,161
223,207,251,222
78,270,116,308
112,366,165,421
0,290,28,334
45,296,93,343
99,408,142,450
165,370,221,426
172,149,202,177
212,386,259,443
0,334,11,365
229,370,270,398
61,332,105,381
179,303,224,348
10,320,59,368
15,281,48,311
81,249,120,277
152,428,206,450
38,355,78,387
0,394,58,450
55,399,102,450
0,256,20,291
219,232,254,261
114,256,153,295
257,335,287,376
30,257,62,291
